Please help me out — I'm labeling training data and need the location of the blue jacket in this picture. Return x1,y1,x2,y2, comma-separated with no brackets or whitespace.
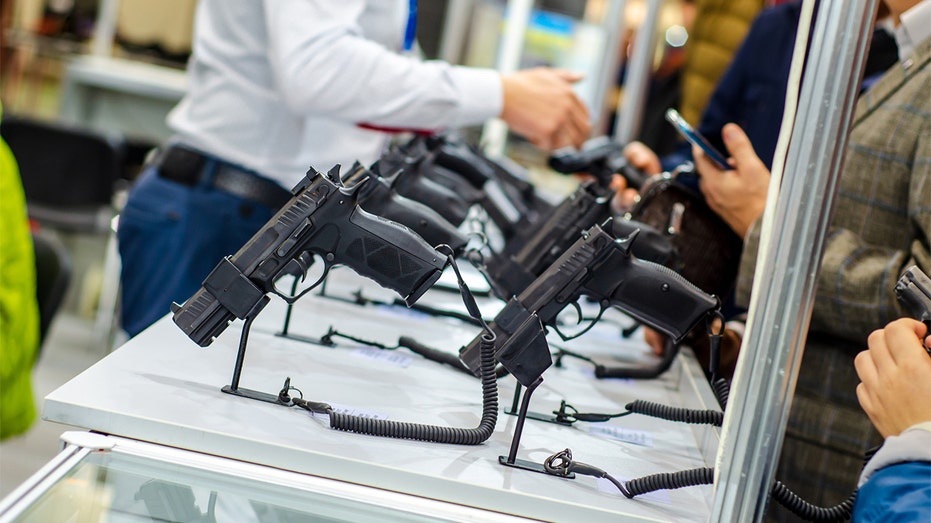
853,461,931,522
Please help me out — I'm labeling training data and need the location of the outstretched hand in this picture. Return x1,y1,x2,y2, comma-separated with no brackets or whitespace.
855,318,931,438
500,68,591,151
695,123,770,238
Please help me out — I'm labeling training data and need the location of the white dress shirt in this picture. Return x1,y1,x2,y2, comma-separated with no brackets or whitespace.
167,0,503,187
895,0,931,62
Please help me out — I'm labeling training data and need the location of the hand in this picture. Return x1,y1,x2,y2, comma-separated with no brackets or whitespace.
622,141,662,176
643,326,668,356
609,174,639,213
500,68,591,150
855,318,931,438
695,123,770,237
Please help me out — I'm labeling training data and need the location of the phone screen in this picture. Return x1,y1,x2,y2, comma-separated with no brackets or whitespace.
665,108,729,169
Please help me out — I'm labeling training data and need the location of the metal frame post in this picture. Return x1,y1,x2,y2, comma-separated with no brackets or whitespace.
591,0,629,134
439,0,476,63
481,0,534,157
92,0,121,57
612,0,662,144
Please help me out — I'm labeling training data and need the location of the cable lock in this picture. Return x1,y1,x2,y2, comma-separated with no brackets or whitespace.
283,246,501,445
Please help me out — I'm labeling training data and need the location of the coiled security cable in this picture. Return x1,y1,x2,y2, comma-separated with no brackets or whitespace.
290,245,500,445
541,451,858,523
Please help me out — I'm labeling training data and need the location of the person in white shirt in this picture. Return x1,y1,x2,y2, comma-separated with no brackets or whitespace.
117,0,592,337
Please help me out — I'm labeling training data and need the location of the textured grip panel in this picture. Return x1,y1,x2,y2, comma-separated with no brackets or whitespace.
340,207,445,305
610,257,717,343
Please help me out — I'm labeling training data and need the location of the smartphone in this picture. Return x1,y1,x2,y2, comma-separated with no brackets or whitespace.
664,108,730,169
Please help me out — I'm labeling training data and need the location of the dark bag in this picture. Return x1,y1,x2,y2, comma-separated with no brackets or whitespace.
621,172,743,301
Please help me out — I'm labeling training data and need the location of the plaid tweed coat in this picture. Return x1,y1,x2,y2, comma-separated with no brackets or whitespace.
735,35,931,517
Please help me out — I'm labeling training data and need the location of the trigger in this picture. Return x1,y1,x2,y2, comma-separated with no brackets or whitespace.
570,301,583,325
281,253,310,281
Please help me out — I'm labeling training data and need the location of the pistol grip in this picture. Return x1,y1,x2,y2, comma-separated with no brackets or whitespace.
338,206,446,305
608,258,718,343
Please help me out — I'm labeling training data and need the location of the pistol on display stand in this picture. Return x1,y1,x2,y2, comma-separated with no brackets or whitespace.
458,220,718,476
548,136,649,191
483,179,680,302
171,165,447,403
371,151,473,227
422,134,546,241
461,219,717,386
341,161,469,255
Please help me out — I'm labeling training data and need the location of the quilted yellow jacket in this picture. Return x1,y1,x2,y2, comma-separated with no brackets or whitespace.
679,0,766,125
0,118,40,440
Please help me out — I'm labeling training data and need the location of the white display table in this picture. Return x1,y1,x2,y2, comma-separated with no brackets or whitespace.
42,268,720,522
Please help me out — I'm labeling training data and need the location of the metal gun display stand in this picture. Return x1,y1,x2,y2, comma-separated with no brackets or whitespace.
498,376,575,478
276,276,334,346
220,277,324,405
221,312,285,405
504,378,571,426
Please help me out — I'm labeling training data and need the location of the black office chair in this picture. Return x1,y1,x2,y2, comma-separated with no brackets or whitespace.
32,231,72,356
2,116,130,350
0,116,127,232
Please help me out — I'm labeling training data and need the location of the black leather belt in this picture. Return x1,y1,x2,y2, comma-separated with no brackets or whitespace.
154,145,291,209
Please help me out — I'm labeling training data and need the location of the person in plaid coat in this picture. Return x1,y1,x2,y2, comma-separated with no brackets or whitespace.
695,0,931,517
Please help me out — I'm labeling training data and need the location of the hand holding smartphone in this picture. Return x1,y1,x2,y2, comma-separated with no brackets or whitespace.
665,108,730,170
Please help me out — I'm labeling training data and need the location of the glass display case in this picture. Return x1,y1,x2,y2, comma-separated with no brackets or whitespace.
0,432,533,522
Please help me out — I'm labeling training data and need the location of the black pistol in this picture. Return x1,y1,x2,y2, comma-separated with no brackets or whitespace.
342,162,469,255
423,135,530,240
483,180,680,300
372,151,472,227
460,221,718,386
548,136,648,191
172,166,447,347
483,180,612,299
894,265,931,354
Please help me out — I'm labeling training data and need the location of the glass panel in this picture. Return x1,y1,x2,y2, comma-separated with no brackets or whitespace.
10,450,458,523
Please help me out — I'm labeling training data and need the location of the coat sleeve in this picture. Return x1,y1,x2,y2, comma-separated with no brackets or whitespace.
261,0,502,129
735,61,931,344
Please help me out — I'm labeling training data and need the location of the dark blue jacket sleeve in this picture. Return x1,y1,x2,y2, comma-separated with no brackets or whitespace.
694,2,800,170
660,3,800,172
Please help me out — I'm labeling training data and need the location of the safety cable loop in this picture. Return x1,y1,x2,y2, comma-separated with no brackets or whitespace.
465,247,487,271
436,245,493,335
322,327,397,351
551,400,631,423
706,309,725,336
543,448,573,476
625,468,714,499
465,230,490,251
543,448,632,498
307,243,499,445
625,399,724,426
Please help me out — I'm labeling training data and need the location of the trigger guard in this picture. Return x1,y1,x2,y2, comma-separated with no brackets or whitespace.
552,303,606,341
272,257,331,304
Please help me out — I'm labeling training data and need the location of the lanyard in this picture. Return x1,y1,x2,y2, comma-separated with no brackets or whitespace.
403,0,418,52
